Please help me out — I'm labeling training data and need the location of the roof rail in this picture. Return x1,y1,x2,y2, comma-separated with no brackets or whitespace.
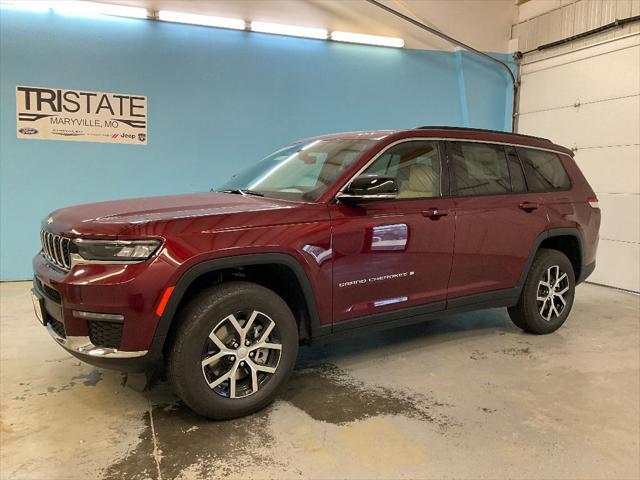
414,126,551,143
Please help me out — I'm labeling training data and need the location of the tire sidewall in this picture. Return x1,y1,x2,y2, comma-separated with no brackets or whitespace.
171,282,298,419
522,250,576,334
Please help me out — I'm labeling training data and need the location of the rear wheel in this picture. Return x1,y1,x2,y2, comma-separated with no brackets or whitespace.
508,248,575,334
168,281,298,419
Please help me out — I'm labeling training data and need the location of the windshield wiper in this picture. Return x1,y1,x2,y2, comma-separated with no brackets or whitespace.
217,189,264,197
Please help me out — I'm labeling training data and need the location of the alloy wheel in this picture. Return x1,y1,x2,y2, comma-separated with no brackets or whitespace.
536,265,570,321
201,310,282,398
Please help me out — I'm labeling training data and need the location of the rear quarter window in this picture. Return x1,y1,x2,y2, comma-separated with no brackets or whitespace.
517,148,571,192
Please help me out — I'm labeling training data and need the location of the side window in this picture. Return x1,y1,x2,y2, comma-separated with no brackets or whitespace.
448,142,511,196
517,148,571,191
363,141,441,198
505,146,527,193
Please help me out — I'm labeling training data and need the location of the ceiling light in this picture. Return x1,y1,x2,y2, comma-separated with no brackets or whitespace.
330,31,404,48
0,1,51,12
158,10,245,30
250,21,328,40
52,1,148,19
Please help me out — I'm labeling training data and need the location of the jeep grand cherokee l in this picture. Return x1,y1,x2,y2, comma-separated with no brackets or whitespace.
32,126,600,419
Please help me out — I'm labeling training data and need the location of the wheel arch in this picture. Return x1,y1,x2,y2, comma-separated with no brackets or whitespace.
152,253,322,355
517,228,585,291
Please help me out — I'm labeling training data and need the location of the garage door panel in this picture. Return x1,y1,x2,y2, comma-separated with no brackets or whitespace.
520,35,640,75
519,34,639,290
575,145,640,195
519,45,640,113
597,193,640,244
590,239,640,292
518,95,640,148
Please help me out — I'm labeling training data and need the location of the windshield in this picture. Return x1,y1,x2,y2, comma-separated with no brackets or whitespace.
217,139,374,201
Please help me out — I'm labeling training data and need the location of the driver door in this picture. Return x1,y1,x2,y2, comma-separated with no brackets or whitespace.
330,140,455,328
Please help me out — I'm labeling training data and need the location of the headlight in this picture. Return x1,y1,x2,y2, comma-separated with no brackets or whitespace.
73,239,162,261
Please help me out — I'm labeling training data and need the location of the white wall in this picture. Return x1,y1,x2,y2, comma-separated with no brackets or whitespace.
517,0,575,23
513,0,640,57
515,3,640,292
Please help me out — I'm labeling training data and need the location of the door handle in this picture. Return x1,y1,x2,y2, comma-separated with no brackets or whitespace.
422,208,448,218
519,202,539,211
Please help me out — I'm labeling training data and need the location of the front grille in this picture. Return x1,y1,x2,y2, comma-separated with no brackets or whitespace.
40,229,72,271
49,318,66,338
88,321,123,349
35,277,61,303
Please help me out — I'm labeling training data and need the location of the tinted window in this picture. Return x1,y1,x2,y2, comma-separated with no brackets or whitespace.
449,142,510,196
363,141,441,198
505,146,527,193
517,148,571,191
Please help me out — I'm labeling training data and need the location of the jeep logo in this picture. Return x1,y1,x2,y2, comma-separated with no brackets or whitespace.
112,132,136,140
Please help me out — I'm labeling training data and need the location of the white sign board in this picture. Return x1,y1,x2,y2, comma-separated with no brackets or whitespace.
16,86,147,145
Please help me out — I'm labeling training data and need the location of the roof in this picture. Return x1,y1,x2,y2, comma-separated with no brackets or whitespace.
299,130,396,142
414,126,551,143
297,126,572,156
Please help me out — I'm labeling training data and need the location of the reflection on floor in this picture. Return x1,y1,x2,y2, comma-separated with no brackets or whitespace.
1,282,638,479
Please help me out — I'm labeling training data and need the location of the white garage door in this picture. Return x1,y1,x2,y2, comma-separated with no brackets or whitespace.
518,34,640,292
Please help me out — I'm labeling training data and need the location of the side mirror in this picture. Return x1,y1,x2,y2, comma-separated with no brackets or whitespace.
337,174,398,203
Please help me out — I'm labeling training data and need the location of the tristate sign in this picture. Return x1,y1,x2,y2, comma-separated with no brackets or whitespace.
16,86,147,145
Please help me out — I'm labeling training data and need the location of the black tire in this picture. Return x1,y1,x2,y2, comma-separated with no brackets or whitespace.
168,281,298,420
508,248,576,335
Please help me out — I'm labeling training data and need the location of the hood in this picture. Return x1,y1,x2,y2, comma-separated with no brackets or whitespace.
45,192,309,237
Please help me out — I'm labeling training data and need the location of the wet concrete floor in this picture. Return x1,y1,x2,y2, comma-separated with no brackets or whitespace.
1,281,638,479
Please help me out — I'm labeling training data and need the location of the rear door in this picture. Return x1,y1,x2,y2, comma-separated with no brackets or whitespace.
330,140,455,326
446,141,549,299
516,146,575,224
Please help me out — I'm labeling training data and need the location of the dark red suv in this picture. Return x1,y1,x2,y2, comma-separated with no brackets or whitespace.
32,126,600,419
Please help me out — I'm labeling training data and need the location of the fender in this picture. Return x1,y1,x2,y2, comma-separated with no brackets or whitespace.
516,227,585,291
149,253,324,355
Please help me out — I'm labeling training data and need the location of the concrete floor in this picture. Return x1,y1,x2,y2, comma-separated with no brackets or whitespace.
0,281,638,480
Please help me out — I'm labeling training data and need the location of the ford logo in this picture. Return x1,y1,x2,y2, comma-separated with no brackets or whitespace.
19,127,38,135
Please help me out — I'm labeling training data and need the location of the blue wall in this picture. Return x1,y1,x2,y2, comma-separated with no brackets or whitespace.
0,9,515,280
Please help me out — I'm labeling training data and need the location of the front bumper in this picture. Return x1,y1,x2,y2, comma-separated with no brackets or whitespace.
32,253,171,372
35,294,148,359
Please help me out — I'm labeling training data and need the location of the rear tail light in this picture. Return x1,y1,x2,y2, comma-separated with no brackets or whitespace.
588,196,599,209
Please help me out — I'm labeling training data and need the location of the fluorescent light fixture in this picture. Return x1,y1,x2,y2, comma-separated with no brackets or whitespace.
250,21,327,40
331,31,404,48
158,10,245,30
0,1,51,12
52,1,148,19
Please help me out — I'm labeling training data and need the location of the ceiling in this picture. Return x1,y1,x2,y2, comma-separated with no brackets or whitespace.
100,0,518,52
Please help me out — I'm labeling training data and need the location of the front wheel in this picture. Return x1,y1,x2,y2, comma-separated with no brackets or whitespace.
168,281,298,419
508,248,576,334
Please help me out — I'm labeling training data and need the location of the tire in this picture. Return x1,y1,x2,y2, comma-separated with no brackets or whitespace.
168,281,298,420
508,248,576,335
